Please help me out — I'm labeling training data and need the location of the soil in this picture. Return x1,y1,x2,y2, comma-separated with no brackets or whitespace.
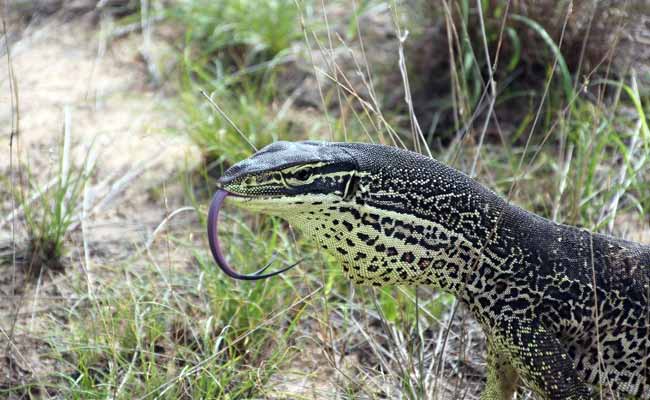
0,10,198,394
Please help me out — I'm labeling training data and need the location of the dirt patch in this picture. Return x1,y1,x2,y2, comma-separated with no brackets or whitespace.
0,15,191,175
0,13,198,392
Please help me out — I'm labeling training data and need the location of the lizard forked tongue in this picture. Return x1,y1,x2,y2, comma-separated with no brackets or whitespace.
207,190,301,280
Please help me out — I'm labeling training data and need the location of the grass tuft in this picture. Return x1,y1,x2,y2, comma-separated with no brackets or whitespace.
13,109,96,278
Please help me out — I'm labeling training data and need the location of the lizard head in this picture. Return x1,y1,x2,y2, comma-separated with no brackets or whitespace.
218,141,361,216
214,140,391,284
213,140,488,288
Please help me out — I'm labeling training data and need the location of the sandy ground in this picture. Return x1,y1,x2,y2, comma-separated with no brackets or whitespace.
0,15,192,175
0,12,200,390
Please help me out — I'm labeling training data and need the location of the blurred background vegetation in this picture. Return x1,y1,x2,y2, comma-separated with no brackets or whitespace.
2,0,649,398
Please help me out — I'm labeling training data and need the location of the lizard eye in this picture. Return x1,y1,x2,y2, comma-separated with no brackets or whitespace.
293,169,312,181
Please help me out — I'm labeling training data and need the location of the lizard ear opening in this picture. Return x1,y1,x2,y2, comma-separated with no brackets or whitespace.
343,174,360,201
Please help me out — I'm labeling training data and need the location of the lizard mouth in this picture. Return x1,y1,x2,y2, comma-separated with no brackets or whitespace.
206,189,301,280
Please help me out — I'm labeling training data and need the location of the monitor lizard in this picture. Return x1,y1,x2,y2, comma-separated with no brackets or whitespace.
209,141,650,399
